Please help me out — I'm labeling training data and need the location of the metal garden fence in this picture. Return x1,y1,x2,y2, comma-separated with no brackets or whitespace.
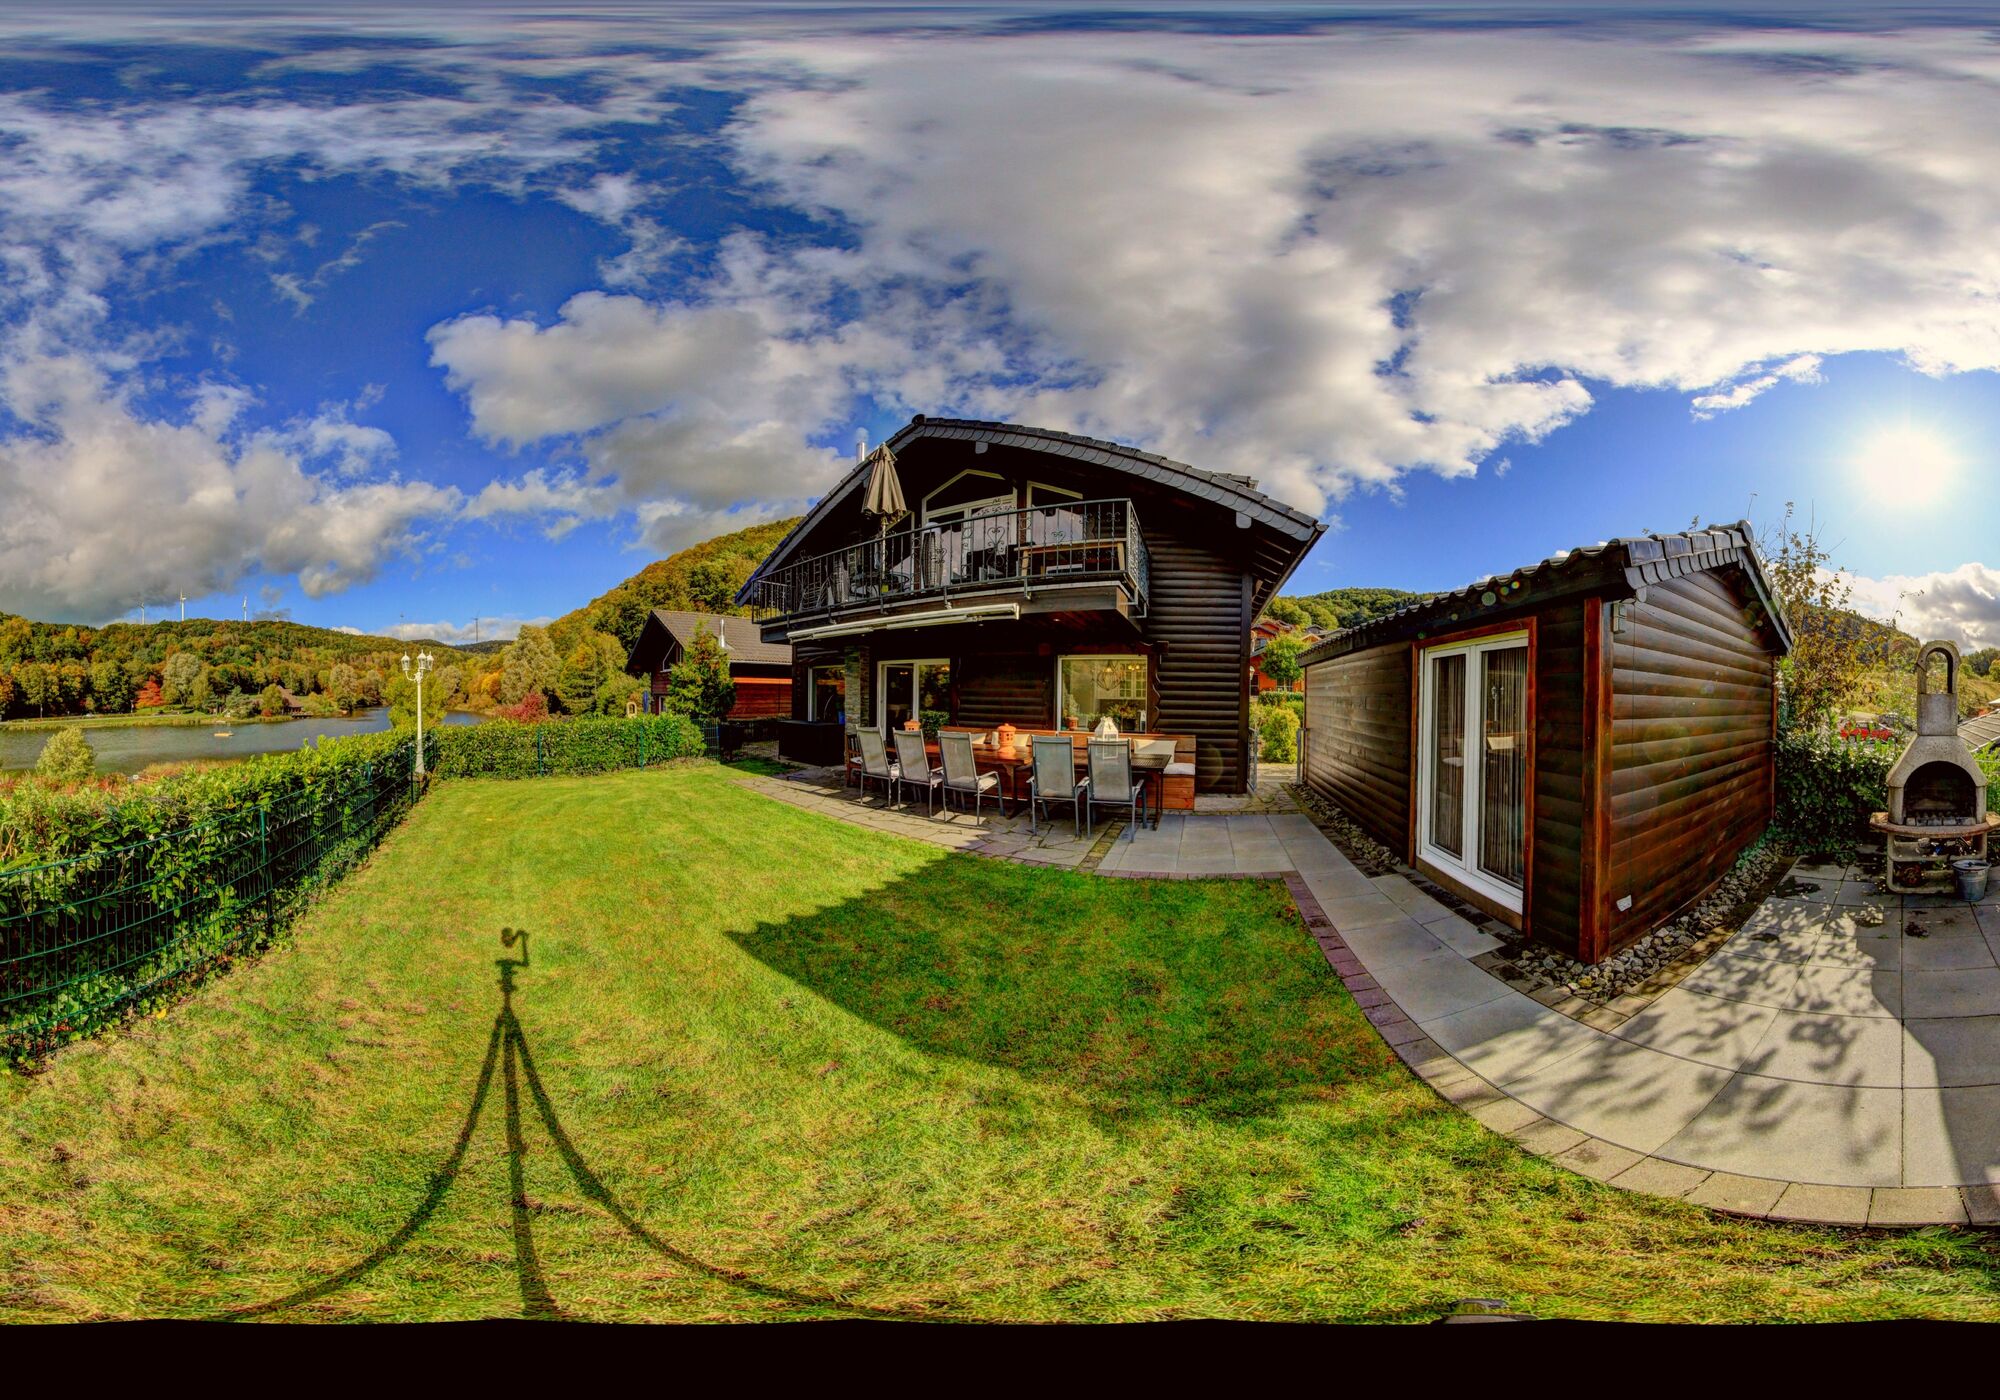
0,743,419,1050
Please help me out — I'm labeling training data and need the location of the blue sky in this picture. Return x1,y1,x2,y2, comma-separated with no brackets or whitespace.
2,5,1999,644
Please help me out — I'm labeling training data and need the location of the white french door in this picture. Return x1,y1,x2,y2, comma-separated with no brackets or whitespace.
1417,632,1529,912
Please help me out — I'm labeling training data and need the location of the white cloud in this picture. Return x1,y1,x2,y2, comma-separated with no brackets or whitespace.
0,354,460,619
1845,563,2000,652
377,615,552,646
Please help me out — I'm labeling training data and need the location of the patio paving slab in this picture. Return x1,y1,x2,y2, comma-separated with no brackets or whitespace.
1904,967,2000,1019
1423,992,1604,1086
1902,1015,2000,1088
1369,948,1514,1023
1768,1182,1874,1225
1902,1085,2000,1187
1611,986,1779,1074
1657,1073,1902,1188
1746,1008,1904,1088
1501,1036,1734,1156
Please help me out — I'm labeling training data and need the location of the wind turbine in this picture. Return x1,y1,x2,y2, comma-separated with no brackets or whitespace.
179,592,187,622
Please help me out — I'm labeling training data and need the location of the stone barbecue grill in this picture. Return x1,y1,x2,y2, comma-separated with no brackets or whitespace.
1870,640,1996,893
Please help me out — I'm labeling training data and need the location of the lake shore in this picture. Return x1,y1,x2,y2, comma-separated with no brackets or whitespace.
0,712,300,733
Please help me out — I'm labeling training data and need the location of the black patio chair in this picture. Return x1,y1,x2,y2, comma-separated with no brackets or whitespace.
1086,738,1151,840
1028,733,1089,837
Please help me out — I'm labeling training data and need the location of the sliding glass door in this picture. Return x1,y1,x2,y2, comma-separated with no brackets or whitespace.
879,659,951,732
1417,633,1528,910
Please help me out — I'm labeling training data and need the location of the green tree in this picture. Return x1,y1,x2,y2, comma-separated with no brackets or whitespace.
499,625,560,707
385,667,447,731
556,642,606,715
16,661,54,718
665,623,735,722
1261,634,1305,692
90,659,135,714
259,683,286,717
35,726,95,784
1967,648,1999,679
595,671,646,716
161,650,202,706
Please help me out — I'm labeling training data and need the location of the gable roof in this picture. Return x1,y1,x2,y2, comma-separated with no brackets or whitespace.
736,414,1326,604
1300,521,1793,663
645,611,791,667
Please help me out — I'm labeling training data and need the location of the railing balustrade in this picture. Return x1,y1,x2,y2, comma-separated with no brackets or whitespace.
745,497,1149,624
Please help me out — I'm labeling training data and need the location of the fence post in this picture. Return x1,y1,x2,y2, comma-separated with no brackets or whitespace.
259,803,275,939
537,725,545,776
640,723,647,769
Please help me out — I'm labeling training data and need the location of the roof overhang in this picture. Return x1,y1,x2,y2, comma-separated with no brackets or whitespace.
788,602,1022,641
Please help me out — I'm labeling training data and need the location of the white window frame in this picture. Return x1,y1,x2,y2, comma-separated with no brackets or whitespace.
1056,653,1148,733
922,469,1016,526
877,657,951,732
1415,630,1529,912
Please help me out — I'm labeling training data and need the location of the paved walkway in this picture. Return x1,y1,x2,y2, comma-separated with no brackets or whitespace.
734,762,1998,1226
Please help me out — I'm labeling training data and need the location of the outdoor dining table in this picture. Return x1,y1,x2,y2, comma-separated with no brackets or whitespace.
915,737,1167,827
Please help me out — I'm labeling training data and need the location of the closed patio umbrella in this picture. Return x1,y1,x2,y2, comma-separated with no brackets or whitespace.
857,444,909,589
859,443,907,529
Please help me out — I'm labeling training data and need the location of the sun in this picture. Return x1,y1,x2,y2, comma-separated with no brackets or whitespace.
1855,424,1961,507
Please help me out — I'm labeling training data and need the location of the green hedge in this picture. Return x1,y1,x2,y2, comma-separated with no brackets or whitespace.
424,713,704,780
1775,728,2000,849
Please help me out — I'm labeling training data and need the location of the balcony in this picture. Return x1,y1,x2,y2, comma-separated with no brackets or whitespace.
745,497,1150,638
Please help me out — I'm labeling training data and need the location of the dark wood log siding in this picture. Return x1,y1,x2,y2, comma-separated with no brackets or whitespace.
1302,640,1411,851
1602,570,1777,951
1530,602,1590,952
955,650,1055,730
1145,525,1255,793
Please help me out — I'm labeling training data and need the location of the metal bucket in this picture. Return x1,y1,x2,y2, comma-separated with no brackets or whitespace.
1955,858,1991,902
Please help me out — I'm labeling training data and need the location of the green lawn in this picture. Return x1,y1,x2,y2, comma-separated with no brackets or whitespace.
5,764,2000,1321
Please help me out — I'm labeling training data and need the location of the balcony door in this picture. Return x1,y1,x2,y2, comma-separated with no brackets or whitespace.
1416,632,1529,912
879,659,951,733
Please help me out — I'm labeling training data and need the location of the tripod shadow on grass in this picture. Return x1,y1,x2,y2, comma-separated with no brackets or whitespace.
233,927,909,1321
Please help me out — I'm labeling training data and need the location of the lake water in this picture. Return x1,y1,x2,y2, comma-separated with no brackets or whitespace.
0,708,485,775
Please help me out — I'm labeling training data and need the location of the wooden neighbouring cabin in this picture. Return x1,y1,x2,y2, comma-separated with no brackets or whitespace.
1299,523,1792,964
738,415,1327,799
626,611,794,725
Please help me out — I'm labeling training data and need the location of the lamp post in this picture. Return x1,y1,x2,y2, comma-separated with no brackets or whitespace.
401,649,434,778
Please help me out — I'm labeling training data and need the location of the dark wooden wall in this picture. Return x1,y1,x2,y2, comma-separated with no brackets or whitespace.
1145,513,1253,794
1530,602,1590,951
1301,639,1411,851
1602,570,1777,949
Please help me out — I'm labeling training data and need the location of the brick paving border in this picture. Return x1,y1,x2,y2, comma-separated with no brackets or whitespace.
735,764,1984,1230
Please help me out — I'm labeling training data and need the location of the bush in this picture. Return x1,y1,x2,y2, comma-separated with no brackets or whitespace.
34,728,95,785
423,713,704,780
1253,700,1300,763
1774,728,1895,848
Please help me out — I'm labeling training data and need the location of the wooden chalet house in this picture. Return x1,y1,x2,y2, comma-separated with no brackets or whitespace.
1299,524,1791,964
627,611,793,723
736,416,1327,797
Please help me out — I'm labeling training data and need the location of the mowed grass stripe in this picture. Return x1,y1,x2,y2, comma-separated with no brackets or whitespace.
2,764,1999,1321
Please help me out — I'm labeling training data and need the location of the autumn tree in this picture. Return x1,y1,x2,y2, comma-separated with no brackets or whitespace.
1763,506,1871,731
556,641,606,715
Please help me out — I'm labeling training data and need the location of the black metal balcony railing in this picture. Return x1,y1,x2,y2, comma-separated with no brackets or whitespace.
745,497,1150,626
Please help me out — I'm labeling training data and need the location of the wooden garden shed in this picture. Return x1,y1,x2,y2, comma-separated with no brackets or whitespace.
1299,523,1792,964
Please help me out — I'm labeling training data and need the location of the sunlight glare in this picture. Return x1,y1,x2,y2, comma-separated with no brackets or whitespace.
1855,425,1961,507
